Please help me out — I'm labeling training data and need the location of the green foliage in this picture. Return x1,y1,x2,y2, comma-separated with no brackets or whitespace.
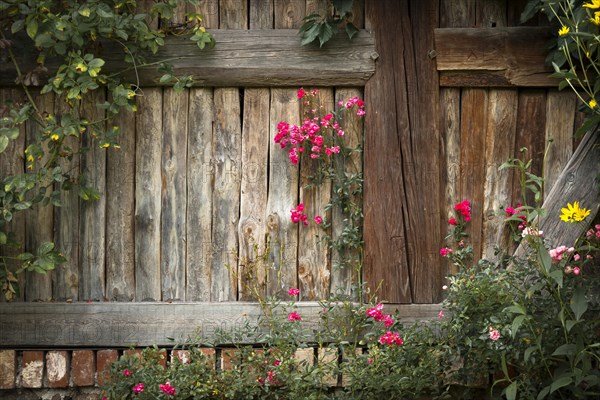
0,0,213,300
299,0,359,47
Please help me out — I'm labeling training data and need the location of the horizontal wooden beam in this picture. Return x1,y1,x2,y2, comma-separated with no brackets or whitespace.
435,27,558,87
0,302,441,348
1,30,376,88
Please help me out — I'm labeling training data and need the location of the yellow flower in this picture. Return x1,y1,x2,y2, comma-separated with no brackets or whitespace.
26,154,34,162
590,99,597,109
50,134,60,141
591,11,600,25
558,26,570,36
584,0,600,8
75,62,88,73
560,201,591,223
126,89,136,99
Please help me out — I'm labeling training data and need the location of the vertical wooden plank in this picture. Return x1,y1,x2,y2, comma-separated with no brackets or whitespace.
349,0,365,28
220,0,248,29
266,88,300,297
79,90,106,301
440,89,461,275
440,0,475,28
544,90,575,197
274,0,306,28
307,0,329,16
193,0,219,29
513,90,547,207
330,88,363,296
135,88,162,301
364,1,411,303
161,89,188,301
406,0,443,303
238,88,270,300
0,89,26,301
249,0,274,29
476,0,507,28
459,88,488,262
481,90,518,261
106,108,136,301
298,89,333,301
186,88,214,301
211,88,241,302
52,94,79,302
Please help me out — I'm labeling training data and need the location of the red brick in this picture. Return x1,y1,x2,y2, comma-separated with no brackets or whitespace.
0,350,16,389
72,350,94,387
171,350,191,364
199,348,216,368
220,349,239,370
96,349,118,387
46,351,69,388
21,351,44,388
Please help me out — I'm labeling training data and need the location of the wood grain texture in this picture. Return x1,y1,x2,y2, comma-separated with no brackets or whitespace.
476,0,507,28
330,88,363,296
106,107,136,301
544,90,576,197
1,30,375,88
435,27,556,87
211,88,241,302
134,88,162,301
238,88,270,301
405,0,444,304
0,302,443,347
275,0,306,28
459,88,488,262
161,89,188,301
79,90,107,301
266,88,300,297
192,0,219,29
0,89,26,301
52,94,79,302
186,88,214,301
220,0,248,29
249,0,274,29
298,89,333,301
363,1,411,303
481,90,518,261
440,0,475,28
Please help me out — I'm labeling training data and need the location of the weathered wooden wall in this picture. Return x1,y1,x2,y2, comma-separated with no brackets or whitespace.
0,0,587,319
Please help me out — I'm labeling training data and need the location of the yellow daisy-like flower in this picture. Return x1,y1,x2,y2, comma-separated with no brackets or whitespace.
26,154,34,162
590,99,597,109
558,26,570,36
591,11,600,25
584,0,600,8
560,201,591,223
50,134,60,141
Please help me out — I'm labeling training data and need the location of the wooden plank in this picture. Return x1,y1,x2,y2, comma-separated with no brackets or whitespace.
476,0,507,28
186,88,214,301
134,88,162,301
307,0,328,16
266,88,300,298
330,88,363,296
0,89,26,301
238,88,270,301
349,0,365,29
440,88,461,275
1,30,376,88
459,88,488,262
275,0,306,28
106,108,136,301
513,90,547,207
220,0,248,29
211,88,241,302
161,89,188,301
78,90,107,301
435,27,556,87
249,0,274,29
363,1,411,303
192,0,219,29
544,90,576,198
481,90,518,261
298,89,333,301
0,302,443,347
440,0,475,28
405,0,443,304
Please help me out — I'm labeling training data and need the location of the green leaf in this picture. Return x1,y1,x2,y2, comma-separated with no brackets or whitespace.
345,22,358,40
549,269,563,288
511,315,526,339
318,22,335,47
505,304,526,315
536,385,551,400
520,0,541,23
0,231,6,245
550,376,572,393
88,58,105,69
0,136,8,153
570,287,588,321
505,381,518,400
524,345,536,362
37,241,54,255
565,319,578,333
11,19,24,33
26,19,38,39
537,245,552,274
333,0,354,16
